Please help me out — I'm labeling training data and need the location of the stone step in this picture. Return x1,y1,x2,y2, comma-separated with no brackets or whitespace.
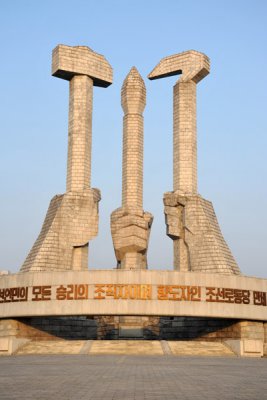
90,340,164,355
15,339,236,356
16,340,85,355
168,341,235,357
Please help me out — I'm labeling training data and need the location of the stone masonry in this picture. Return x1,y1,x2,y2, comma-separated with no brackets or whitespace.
0,46,266,358
264,323,267,356
148,51,240,274
111,67,153,269
20,45,112,272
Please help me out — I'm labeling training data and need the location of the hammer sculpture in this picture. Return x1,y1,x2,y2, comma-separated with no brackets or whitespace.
149,51,240,274
20,45,112,272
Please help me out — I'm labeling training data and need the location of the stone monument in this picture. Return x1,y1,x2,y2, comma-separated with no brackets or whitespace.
149,51,240,274
0,45,266,357
111,67,153,270
20,45,113,272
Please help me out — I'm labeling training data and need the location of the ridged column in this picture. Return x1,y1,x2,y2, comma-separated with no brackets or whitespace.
67,75,93,192
173,80,197,194
121,68,145,209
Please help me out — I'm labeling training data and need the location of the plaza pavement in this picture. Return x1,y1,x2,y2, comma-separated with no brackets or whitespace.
0,355,266,400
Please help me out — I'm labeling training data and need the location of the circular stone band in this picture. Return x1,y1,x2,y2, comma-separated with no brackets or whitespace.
0,270,266,321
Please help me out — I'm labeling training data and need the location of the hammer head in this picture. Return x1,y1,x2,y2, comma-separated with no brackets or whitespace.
148,50,210,84
52,45,113,88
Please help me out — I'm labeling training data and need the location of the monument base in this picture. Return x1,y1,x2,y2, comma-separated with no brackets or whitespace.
1,317,265,357
0,317,97,342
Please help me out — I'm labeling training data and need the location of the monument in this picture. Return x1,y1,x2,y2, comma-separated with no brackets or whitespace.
148,51,240,275
111,67,153,270
0,45,266,357
21,45,112,272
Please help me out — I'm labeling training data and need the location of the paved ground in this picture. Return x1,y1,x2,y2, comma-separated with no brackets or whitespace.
0,355,266,400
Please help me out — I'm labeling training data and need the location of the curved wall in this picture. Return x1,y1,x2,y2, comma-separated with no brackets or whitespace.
0,270,266,321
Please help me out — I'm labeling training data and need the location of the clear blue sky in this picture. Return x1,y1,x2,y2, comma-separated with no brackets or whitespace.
0,0,266,277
